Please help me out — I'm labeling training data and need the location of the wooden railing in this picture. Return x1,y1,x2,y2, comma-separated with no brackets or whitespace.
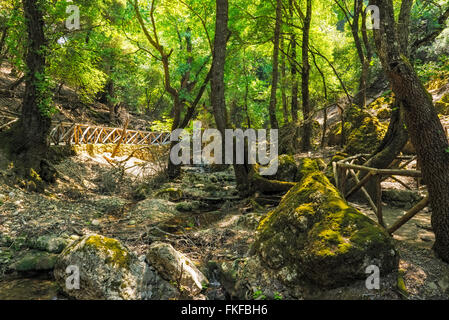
0,115,171,146
48,122,171,146
333,154,429,235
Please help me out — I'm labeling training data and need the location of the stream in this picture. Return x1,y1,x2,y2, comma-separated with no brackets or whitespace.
0,277,59,300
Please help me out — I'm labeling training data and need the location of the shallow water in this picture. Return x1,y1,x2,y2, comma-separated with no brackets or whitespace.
0,278,59,300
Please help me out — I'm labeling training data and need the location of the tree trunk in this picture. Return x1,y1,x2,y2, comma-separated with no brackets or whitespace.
280,35,289,125
301,0,312,151
0,0,52,182
371,0,449,262
289,0,299,123
268,0,282,130
357,0,412,201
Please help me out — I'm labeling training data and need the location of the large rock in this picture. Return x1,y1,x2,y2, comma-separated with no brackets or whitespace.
146,242,209,295
54,234,177,300
382,190,423,209
253,159,398,288
344,116,387,155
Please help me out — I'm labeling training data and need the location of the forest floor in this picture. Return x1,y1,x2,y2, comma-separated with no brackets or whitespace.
0,147,448,300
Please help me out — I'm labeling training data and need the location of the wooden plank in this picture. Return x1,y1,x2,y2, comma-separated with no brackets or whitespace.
333,162,339,191
388,196,430,234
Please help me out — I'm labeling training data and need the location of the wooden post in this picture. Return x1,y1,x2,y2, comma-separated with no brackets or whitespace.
376,174,385,228
333,161,339,191
74,125,79,145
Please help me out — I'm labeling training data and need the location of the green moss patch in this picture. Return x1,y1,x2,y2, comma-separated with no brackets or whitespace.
84,235,131,268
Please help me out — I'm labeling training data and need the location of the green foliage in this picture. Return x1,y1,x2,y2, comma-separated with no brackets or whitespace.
252,289,266,300
150,117,174,132
34,69,55,117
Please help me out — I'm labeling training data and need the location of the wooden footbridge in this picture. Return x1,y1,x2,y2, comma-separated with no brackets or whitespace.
0,114,171,146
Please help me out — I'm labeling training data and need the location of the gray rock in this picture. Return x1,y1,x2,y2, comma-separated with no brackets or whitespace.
146,242,209,295
54,234,178,300
382,190,423,208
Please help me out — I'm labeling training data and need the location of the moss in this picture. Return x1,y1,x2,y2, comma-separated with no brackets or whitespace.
13,251,58,272
397,270,409,298
344,116,387,155
84,235,131,268
155,188,183,201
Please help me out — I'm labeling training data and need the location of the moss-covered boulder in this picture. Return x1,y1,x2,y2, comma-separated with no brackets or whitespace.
267,155,326,184
54,234,177,300
269,154,299,182
30,235,70,254
344,116,387,155
253,159,398,288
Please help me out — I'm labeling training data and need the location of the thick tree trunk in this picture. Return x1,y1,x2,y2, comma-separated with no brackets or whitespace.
371,0,449,262
301,0,312,151
0,0,52,182
356,0,412,201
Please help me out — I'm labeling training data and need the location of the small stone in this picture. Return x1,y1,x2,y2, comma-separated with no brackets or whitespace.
128,220,136,226
91,219,101,226
8,192,15,198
